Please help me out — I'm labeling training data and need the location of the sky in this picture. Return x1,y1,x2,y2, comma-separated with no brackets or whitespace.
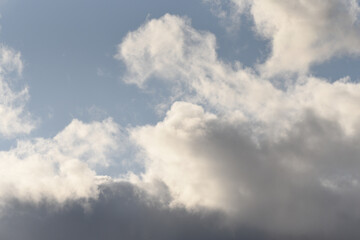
1,0,360,239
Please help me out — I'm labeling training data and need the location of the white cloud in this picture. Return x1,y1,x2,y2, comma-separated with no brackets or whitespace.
130,101,360,234
129,102,222,210
0,118,120,205
117,14,360,137
117,13,360,235
0,45,35,137
206,0,360,76
115,14,218,88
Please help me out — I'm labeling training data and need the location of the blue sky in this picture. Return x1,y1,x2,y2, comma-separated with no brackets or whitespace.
1,1,360,239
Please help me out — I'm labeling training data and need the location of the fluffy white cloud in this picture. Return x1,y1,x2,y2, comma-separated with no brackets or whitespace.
118,14,360,137
206,0,360,75
0,42,123,207
115,14,218,88
117,13,360,235
0,45,35,137
253,0,360,75
0,118,120,205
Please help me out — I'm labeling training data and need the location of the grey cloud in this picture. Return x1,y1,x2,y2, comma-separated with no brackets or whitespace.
1,181,358,239
129,103,360,237
203,111,360,233
0,182,270,240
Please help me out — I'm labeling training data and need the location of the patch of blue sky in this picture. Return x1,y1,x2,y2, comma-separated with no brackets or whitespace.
311,56,360,82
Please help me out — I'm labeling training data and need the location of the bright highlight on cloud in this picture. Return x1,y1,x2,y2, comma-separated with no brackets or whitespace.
0,118,120,205
206,0,360,75
253,0,360,75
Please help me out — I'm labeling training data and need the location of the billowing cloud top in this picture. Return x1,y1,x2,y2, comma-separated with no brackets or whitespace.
0,118,120,205
116,4,360,237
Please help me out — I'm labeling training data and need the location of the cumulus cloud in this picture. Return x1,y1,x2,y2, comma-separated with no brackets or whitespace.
117,14,360,137
0,39,123,208
1,1,360,239
0,118,120,206
206,0,360,75
115,14,218,88
117,12,360,237
130,101,360,235
0,45,35,137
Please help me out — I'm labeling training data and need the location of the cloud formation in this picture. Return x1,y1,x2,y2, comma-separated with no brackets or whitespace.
0,118,120,206
117,11,360,237
206,0,360,75
130,101,360,235
1,1,360,239
118,14,360,137
0,43,122,208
